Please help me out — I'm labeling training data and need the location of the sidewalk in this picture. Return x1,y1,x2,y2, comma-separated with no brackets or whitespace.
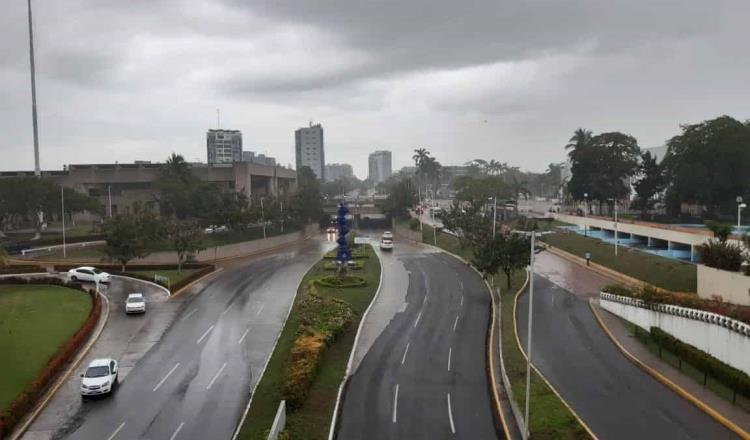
591,299,750,432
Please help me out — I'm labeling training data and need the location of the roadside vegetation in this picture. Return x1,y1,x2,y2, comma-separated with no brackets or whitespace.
124,269,199,286
238,244,381,440
542,231,697,292
0,285,92,413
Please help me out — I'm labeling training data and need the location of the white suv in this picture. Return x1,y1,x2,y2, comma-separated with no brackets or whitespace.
68,267,110,284
125,293,146,314
80,358,118,396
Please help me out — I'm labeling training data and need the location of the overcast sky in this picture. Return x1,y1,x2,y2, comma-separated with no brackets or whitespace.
2,0,749,178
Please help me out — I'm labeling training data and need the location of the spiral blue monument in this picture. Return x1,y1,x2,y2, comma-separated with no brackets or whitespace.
336,202,352,264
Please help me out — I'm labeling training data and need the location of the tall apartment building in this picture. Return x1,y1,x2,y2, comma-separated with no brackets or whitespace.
295,123,325,180
325,163,354,182
368,150,392,184
242,151,277,167
207,129,242,164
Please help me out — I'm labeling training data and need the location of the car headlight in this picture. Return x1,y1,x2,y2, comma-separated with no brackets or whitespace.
102,380,110,387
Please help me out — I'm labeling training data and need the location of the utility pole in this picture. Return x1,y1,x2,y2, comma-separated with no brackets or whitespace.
27,0,41,176
261,197,267,239
614,200,618,257
280,200,284,233
108,185,113,217
493,196,497,239
61,186,66,259
524,231,536,440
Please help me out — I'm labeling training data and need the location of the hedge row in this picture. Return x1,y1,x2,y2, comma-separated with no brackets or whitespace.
169,265,215,294
282,285,353,408
52,264,215,294
0,280,101,438
650,327,750,398
323,261,363,271
603,284,750,325
0,265,46,275
53,263,210,272
314,275,366,288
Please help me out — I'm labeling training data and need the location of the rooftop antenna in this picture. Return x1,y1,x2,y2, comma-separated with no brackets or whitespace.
27,0,40,176
217,109,221,129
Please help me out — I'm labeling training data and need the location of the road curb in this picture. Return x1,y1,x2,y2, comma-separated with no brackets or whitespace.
588,299,750,440
327,244,385,440
513,270,599,440
9,287,111,440
542,245,647,288
230,241,331,440
417,240,516,439
169,267,223,299
110,274,171,297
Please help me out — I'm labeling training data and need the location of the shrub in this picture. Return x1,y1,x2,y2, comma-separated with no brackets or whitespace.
650,327,750,398
314,275,366,288
323,261,363,271
409,218,420,231
0,265,46,275
601,284,635,296
698,239,744,272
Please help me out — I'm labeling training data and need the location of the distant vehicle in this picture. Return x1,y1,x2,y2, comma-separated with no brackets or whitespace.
326,227,337,234
125,293,146,314
68,267,110,284
0,240,30,255
429,206,442,214
380,237,393,251
204,225,228,234
381,231,393,239
80,358,118,396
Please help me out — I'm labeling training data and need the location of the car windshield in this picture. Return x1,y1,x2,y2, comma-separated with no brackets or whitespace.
93,269,102,274
85,366,109,377
127,297,143,303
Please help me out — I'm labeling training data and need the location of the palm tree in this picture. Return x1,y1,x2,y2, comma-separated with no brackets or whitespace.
412,148,430,168
565,128,593,155
164,153,192,183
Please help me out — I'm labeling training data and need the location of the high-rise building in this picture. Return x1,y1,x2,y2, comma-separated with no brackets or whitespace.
295,123,325,180
207,129,242,164
368,150,392,183
242,151,277,167
325,163,354,182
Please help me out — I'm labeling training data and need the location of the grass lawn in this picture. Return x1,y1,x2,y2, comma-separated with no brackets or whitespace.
422,227,589,439
238,244,381,440
0,285,92,412
124,269,198,286
541,231,697,293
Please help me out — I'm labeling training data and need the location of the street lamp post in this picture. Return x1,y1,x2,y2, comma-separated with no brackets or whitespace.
609,198,619,256
492,196,497,239
260,197,267,239
61,186,66,259
737,197,746,232
523,230,536,440
27,0,41,176
583,193,589,237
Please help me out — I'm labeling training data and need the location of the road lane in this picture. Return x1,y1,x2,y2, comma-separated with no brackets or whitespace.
338,239,498,439
516,271,737,440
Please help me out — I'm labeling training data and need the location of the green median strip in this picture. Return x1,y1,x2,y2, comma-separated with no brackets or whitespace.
423,227,591,439
541,230,697,292
124,269,198,286
237,244,381,440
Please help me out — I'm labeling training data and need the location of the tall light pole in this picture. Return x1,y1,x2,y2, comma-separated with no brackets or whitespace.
737,197,746,233
609,198,619,256
523,230,536,440
260,197,267,239
27,0,41,176
61,186,66,259
108,185,113,218
583,193,589,237
489,196,497,239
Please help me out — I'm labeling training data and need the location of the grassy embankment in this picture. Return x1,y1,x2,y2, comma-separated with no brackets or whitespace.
238,244,381,440
124,269,199,286
0,285,92,411
420,224,590,439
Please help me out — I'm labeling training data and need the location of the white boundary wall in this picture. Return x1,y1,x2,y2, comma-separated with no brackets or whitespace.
600,292,750,375
697,264,750,306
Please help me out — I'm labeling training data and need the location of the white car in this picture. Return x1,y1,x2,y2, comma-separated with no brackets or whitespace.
381,231,393,239
68,267,110,284
125,293,146,314
380,237,393,251
204,225,228,234
80,358,118,396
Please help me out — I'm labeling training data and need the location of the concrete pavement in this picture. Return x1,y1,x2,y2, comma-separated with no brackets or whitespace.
516,251,738,439
338,237,499,439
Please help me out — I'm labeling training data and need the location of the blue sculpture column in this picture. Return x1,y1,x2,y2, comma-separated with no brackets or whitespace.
336,202,352,266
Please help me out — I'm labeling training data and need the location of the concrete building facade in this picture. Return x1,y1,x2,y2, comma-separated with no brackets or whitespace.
325,163,354,182
242,151,277,167
207,129,242,164
295,123,325,180
368,150,392,183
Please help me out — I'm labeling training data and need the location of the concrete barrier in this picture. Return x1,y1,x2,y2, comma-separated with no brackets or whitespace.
600,292,750,375
697,264,750,306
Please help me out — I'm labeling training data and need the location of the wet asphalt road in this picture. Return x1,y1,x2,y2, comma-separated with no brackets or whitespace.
338,240,499,440
28,238,328,440
516,272,737,440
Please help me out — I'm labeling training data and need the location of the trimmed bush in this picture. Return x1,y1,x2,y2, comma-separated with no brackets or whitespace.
650,327,750,398
323,261,363,271
698,239,744,272
314,275,366,288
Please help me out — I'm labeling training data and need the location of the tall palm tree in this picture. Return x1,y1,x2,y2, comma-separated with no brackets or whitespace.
164,153,192,183
565,128,593,154
412,148,430,168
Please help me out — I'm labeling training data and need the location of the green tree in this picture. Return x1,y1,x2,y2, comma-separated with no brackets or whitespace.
155,153,202,219
496,233,531,289
383,178,417,218
632,151,666,217
102,211,165,270
662,116,750,218
168,220,205,272
705,220,734,243
290,166,323,223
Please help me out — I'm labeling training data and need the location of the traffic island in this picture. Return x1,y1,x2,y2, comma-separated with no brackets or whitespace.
236,244,381,440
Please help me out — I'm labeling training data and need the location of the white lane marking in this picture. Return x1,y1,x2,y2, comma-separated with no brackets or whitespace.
401,343,410,365
168,422,185,440
447,393,456,434
453,315,459,332
153,362,180,392
106,422,125,440
222,303,234,315
181,308,197,321
238,327,251,345
196,325,215,344
206,362,228,390
448,347,452,372
413,310,422,328
459,280,464,290
256,303,265,316
392,384,399,423
423,294,427,304
460,295,464,306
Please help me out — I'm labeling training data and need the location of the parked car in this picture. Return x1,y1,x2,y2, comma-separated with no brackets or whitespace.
380,237,393,251
68,267,110,284
125,293,146,314
80,358,118,396
204,225,229,234
381,231,393,239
